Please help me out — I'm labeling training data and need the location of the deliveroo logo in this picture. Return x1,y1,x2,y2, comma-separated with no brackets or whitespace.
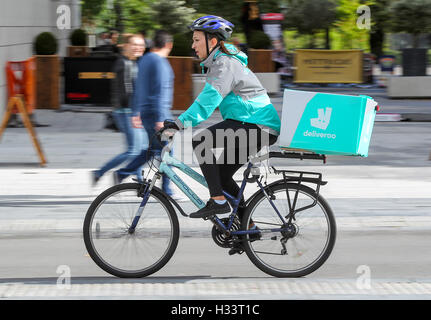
310,107,332,130
303,107,336,139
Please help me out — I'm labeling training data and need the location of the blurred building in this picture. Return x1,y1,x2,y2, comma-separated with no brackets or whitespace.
0,0,81,118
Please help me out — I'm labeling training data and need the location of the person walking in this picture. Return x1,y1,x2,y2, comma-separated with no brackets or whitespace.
114,30,175,197
92,34,146,185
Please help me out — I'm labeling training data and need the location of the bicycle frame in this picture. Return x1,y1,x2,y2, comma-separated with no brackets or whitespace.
129,149,291,237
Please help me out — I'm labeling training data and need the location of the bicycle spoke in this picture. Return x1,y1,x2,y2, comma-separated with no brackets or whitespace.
243,183,336,277
252,220,283,227
254,251,285,256
84,184,179,277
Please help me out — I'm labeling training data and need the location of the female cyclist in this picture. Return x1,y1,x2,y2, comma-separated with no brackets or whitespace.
164,15,281,220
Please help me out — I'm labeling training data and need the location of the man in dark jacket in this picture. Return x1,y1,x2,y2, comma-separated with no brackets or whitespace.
92,34,146,185
114,30,174,196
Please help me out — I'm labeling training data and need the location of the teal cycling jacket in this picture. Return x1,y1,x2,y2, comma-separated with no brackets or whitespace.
175,44,281,135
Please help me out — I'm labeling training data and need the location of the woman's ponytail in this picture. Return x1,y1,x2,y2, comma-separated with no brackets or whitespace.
219,40,239,56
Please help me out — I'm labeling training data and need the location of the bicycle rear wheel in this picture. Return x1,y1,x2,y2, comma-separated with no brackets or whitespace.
83,183,179,278
242,182,336,278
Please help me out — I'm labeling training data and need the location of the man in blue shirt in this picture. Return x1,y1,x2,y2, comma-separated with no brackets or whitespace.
114,30,174,196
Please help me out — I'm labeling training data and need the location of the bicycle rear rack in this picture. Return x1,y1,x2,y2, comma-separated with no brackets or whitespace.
270,168,326,219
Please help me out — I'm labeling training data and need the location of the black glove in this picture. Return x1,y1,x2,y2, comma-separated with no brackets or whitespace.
163,119,180,131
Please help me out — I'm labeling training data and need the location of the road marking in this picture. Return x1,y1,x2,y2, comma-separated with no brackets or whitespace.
375,113,402,122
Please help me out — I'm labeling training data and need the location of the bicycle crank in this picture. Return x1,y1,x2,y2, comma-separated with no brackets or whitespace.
211,217,241,248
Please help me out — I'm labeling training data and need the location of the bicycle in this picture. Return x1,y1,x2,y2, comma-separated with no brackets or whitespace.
83,127,336,278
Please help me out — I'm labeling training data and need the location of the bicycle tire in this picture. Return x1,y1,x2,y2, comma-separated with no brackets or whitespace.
83,183,179,278
242,182,336,278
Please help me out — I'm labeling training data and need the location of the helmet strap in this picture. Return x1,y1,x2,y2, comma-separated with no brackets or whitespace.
205,32,210,58
204,32,220,59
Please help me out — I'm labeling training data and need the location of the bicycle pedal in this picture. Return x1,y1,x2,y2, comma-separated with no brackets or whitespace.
228,248,244,255
228,243,244,255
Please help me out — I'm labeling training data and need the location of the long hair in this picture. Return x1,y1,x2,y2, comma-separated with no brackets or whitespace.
207,34,238,56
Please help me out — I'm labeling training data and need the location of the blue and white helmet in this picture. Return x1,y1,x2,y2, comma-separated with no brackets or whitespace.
189,15,234,41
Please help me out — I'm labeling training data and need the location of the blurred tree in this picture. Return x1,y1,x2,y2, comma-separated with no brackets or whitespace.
369,0,391,59
283,0,337,48
120,0,156,34
258,0,281,13
85,0,284,39
113,0,124,33
389,0,431,48
152,0,196,34
172,0,280,36
171,32,194,56
334,0,372,50
81,0,106,23
184,0,244,32
94,0,118,32
84,0,193,35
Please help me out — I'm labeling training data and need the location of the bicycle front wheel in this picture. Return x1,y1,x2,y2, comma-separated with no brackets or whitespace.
242,182,336,278
83,183,179,278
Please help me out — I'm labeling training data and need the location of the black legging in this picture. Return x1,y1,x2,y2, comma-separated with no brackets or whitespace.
192,119,278,203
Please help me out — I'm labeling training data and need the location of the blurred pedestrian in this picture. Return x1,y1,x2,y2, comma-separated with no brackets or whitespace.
97,32,110,46
92,34,146,185
114,30,174,196
117,33,133,54
95,30,120,54
140,30,153,55
103,32,134,131
110,30,120,54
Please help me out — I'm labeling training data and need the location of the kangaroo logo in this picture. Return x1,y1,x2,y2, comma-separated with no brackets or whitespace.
310,107,332,130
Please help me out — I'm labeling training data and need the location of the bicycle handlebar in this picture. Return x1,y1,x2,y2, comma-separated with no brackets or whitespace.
155,126,178,144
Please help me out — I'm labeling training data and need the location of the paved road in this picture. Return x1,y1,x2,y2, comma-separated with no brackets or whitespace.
0,228,430,299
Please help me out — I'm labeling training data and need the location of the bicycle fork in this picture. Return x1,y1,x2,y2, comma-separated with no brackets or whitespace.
128,173,161,233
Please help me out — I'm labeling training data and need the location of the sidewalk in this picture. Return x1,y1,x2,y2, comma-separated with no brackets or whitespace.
1,277,431,299
1,89,431,168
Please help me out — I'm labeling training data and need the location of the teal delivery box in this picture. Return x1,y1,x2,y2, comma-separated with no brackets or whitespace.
279,89,378,156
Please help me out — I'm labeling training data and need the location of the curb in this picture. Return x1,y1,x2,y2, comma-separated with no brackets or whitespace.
401,113,431,122
375,113,431,122
375,113,402,122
